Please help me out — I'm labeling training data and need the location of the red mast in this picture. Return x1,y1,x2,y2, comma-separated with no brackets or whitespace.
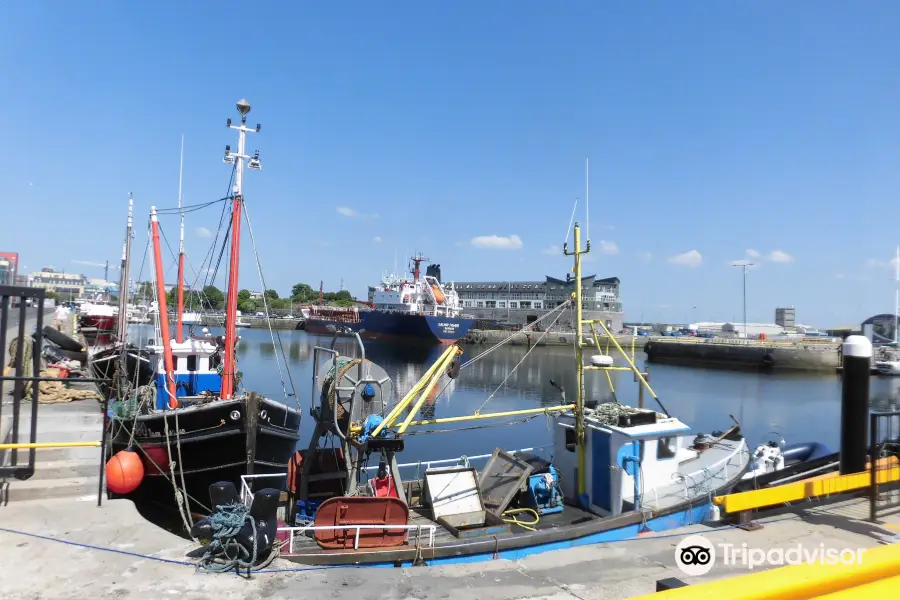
150,207,177,409
175,135,185,344
411,253,429,281
220,98,261,401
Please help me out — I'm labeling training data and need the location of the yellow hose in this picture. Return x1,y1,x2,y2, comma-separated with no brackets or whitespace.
502,507,541,531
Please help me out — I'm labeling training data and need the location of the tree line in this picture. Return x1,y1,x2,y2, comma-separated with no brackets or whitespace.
133,281,357,313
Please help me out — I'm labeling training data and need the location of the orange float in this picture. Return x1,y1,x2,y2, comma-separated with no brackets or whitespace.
106,450,145,494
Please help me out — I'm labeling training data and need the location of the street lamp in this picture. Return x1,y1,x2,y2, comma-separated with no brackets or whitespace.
731,262,754,337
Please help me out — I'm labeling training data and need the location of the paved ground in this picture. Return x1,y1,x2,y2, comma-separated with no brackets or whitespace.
0,495,897,600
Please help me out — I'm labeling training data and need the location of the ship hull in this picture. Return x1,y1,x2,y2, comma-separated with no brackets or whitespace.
305,311,473,344
108,395,302,514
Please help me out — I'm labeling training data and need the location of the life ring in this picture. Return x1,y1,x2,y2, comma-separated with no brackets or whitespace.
762,352,776,369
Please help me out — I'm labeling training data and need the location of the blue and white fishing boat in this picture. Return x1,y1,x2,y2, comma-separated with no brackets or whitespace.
210,218,751,567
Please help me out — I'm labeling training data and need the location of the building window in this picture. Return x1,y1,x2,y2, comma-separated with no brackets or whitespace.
485,301,496,308
498,302,506,308
520,301,531,309
476,301,484,308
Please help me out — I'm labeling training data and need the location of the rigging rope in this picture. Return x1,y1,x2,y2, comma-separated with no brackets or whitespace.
474,301,570,414
243,203,298,410
426,300,573,407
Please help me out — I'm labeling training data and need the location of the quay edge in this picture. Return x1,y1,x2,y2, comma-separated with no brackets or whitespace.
645,338,840,372
462,329,649,348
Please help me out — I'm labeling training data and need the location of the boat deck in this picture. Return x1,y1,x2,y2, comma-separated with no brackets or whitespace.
280,436,748,565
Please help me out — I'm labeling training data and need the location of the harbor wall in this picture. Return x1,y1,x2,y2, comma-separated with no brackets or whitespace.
644,338,840,372
463,328,648,349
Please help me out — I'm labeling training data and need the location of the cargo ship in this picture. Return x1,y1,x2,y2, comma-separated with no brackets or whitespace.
304,255,474,344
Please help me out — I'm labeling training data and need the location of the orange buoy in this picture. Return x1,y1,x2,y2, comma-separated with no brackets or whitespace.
106,450,145,494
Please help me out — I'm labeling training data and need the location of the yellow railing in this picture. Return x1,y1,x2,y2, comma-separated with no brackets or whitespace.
0,441,101,450
713,459,900,514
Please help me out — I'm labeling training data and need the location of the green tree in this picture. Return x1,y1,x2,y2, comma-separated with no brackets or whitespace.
239,300,257,314
202,285,225,310
269,298,290,310
45,290,58,300
238,289,251,303
335,290,352,302
264,289,279,300
291,283,314,302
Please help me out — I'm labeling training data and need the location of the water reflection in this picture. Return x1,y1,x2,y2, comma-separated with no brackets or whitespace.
131,326,898,463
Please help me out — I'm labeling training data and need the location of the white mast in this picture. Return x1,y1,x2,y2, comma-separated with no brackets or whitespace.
178,135,185,254
585,157,590,242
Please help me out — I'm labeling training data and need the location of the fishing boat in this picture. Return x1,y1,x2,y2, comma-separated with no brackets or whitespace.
304,257,474,344
105,101,302,518
195,218,751,568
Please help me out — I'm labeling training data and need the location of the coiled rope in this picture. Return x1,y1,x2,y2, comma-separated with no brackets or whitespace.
196,502,259,574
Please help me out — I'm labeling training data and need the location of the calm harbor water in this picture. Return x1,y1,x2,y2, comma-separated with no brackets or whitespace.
159,327,900,460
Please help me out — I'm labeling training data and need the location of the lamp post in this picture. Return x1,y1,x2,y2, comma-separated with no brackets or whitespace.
732,262,754,337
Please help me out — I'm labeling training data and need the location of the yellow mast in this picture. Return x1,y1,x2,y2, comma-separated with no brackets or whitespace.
564,222,588,503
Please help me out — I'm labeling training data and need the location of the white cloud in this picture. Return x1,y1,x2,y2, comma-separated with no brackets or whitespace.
834,273,846,279
337,206,378,219
195,226,212,238
864,256,900,270
598,240,619,255
668,250,702,268
636,251,652,263
746,249,761,259
543,245,561,256
71,259,106,268
372,236,383,243
768,250,794,263
470,234,523,250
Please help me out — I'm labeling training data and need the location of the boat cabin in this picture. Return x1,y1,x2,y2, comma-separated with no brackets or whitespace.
553,406,694,517
148,334,223,408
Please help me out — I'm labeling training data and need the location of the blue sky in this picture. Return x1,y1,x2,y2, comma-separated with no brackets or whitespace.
3,1,900,327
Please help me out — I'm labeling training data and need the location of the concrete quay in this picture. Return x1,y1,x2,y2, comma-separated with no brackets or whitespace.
0,494,897,599
644,337,840,373
464,329,649,349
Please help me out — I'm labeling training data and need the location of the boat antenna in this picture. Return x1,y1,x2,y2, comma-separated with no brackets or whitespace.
585,157,590,243
221,98,262,401
564,198,578,247
176,134,186,343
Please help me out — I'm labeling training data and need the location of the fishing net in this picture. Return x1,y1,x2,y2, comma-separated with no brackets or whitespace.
585,402,644,426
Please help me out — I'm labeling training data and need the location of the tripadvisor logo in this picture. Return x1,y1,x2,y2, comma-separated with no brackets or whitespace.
674,534,866,576
675,534,716,576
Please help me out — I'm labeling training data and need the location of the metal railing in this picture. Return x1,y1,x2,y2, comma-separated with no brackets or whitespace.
0,286,45,480
278,523,436,553
869,410,900,522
